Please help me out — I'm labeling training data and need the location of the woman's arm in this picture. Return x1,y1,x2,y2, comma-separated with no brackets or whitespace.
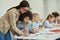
8,9,24,35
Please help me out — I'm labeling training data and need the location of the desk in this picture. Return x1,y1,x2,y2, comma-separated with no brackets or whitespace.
13,28,60,40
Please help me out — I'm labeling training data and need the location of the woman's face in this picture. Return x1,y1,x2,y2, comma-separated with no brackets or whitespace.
20,7,29,14
23,17,29,24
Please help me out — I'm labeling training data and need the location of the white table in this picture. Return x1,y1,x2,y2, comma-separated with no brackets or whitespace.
13,27,60,40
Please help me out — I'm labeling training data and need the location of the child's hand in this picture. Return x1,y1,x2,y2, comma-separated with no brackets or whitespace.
23,32,29,37
32,29,38,34
54,24,60,27
39,25,44,30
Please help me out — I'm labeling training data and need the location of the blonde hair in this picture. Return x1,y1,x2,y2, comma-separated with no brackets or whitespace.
32,13,39,22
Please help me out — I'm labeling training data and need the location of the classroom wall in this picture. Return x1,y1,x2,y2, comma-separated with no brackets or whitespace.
0,0,22,17
0,0,60,19
28,0,60,19
44,0,58,18
28,0,44,19
57,0,60,13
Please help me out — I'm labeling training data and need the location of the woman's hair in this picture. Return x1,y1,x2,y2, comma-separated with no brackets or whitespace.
52,12,59,17
7,0,30,11
46,14,55,20
18,10,32,21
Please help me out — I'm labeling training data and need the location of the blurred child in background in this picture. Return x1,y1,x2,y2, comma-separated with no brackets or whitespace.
43,14,60,29
17,10,32,36
52,12,60,24
52,12,60,40
31,13,43,34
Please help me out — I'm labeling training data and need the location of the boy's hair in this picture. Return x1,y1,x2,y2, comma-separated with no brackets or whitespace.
32,13,39,18
46,14,55,20
18,10,32,21
52,12,59,17
32,13,39,21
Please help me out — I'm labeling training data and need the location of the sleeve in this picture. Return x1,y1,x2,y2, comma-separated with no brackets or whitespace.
27,23,32,32
8,9,23,35
17,23,24,29
44,21,54,28
17,24,21,29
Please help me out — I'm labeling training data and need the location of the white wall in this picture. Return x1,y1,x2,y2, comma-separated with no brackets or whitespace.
0,0,60,19
0,0,22,17
28,0,60,19
57,0,60,13
44,0,58,18
48,0,58,13
28,0,44,19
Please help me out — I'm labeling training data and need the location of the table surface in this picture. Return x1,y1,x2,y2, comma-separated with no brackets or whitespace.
13,27,60,40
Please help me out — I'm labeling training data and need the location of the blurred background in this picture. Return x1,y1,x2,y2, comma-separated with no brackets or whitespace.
0,0,60,19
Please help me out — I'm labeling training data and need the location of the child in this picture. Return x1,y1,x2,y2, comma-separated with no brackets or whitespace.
31,13,43,34
52,12,60,24
52,12,60,40
17,10,32,36
43,14,60,29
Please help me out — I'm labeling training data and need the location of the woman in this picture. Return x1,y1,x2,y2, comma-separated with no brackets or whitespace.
0,0,30,40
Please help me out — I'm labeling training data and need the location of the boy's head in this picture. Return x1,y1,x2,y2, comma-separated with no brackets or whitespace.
52,12,59,20
32,13,40,22
19,10,32,23
46,14,55,23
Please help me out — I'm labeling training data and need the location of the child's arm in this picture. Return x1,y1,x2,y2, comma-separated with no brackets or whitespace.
44,21,54,28
32,29,38,34
23,24,30,33
54,24,60,27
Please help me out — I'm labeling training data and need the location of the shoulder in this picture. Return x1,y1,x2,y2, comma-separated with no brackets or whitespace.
44,20,50,26
45,20,49,23
7,8,18,16
8,8,17,12
7,8,17,14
